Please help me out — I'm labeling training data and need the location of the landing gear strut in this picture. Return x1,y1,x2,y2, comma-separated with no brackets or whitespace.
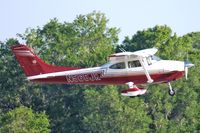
168,82,175,96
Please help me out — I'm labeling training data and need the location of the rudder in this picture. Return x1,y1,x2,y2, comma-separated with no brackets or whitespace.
11,45,50,76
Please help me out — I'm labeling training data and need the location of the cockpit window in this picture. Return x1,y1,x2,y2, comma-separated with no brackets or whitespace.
109,62,125,69
128,60,141,68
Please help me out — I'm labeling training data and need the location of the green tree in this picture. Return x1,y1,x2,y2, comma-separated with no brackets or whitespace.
82,86,152,132
187,32,200,49
117,25,192,60
0,106,50,132
24,12,119,67
0,39,27,112
117,25,172,52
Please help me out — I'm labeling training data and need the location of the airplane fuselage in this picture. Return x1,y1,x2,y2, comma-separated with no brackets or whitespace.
28,60,185,85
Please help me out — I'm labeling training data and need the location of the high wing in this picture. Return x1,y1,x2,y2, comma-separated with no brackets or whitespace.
131,47,158,57
108,48,158,61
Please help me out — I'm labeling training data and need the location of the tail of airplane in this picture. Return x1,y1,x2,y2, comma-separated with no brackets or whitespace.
11,44,78,77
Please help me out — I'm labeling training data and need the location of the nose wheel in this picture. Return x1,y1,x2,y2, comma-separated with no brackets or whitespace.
168,82,175,96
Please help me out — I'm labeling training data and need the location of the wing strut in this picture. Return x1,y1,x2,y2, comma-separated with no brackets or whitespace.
139,57,153,83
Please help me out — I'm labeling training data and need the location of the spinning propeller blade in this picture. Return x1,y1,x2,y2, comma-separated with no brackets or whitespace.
184,61,194,80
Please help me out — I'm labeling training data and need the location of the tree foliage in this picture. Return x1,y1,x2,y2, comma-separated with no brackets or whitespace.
82,86,151,132
25,12,119,67
0,39,26,112
0,106,50,132
187,32,200,49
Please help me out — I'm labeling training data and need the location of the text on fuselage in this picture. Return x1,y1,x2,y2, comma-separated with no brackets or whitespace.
66,71,104,83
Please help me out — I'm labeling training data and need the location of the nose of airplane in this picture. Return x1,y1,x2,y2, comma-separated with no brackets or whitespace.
184,61,195,68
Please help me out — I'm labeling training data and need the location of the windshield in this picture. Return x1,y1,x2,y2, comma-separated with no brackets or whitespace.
151,55,161,61
146,55,161,65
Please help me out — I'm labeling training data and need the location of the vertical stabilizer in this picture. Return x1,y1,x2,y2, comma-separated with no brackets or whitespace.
11,45,78,77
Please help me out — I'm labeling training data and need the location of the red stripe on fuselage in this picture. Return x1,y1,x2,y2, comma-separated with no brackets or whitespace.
30,71,184,85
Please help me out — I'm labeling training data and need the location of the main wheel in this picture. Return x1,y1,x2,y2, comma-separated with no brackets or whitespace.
168,89,175,96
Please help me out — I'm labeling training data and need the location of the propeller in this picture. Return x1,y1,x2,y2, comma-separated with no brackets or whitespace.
184,52,194,80
184,65,188,80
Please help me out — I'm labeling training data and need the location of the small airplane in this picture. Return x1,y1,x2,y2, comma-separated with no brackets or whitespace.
11,44,194,97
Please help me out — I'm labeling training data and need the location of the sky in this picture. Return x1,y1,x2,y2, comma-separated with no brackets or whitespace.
1,0,200,43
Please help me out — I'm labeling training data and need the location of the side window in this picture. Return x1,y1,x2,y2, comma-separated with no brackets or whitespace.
128,60,141,68
109,62,125,69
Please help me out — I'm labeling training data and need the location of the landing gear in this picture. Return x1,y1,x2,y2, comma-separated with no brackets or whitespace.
168,82,175,96
121,82,147,97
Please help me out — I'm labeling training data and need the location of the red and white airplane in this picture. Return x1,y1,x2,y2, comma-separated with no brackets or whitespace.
11,44,194,97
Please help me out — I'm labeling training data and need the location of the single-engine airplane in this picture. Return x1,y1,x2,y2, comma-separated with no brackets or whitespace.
11,44,194,97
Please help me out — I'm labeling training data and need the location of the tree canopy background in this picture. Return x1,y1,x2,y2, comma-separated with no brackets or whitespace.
0,11,199,132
